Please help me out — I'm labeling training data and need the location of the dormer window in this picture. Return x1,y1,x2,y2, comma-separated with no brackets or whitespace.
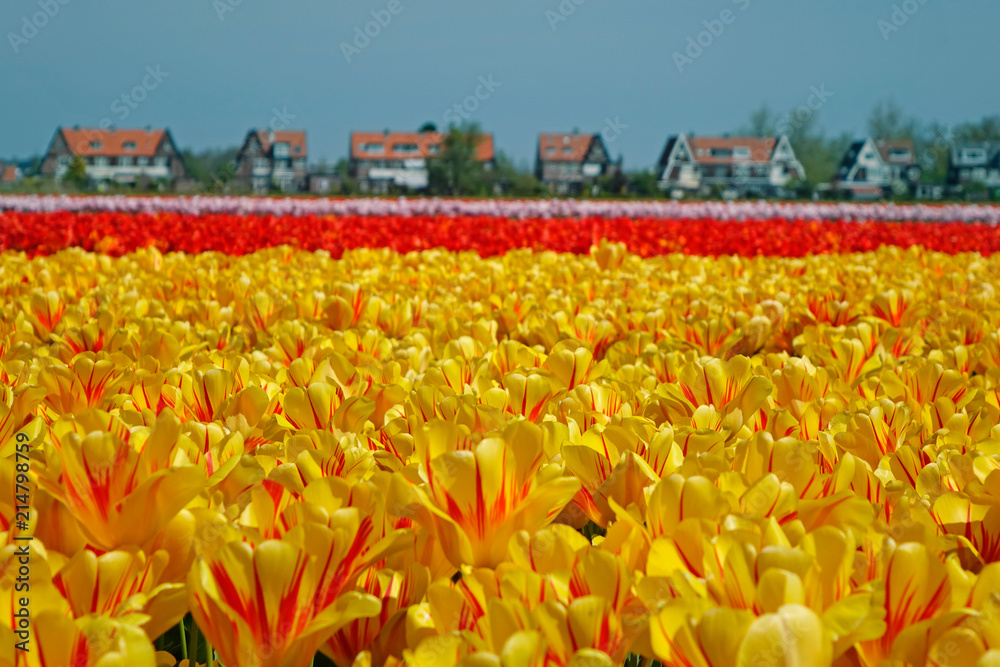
294,146,301,154
273,142,290,158
546,147,556,155
961,148,987,163
360,143,384,153
888,148,911,161
429,144,441,155
123,141,137,151
732,147,750,159
90,141,102,149
393,143,420,155
562,146,572,154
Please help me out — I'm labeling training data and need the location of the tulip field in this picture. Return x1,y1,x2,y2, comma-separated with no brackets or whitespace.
3,197,1000,667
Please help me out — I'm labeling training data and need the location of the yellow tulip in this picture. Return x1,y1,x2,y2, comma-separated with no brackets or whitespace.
188,536,381,667
389,424,580,568
34,415,206,551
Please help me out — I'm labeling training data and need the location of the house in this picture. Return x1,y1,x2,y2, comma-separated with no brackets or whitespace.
233,130,309,194
535,132,616,195
831,138,922,198
41,126,186,186
947,142,1000,191
656,134,805,197
349,130,495,193
0,161,22,187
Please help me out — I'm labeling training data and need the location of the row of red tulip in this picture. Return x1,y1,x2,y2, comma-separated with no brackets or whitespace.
3,211,1000,257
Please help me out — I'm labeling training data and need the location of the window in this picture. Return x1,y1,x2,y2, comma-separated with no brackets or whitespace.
273,143,290,158
93,157,109,167
253,158,270,170
973,168,988,181
154,156,168,167
545,147,556,155
123,141,137,151
961,148,987,163
294,146,302,154
360,143,384,153
562,146,573,154
294,158,306,170
137,157,150,166
393,143,419,154
888,148,911,161
90,141,102,149
119,157,133,166
429,144,441,155
58,156,71,167
710,148,731,158
732,147,750,159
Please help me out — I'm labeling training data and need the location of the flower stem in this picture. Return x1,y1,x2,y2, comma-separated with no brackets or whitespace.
179,619,188,661
188,618,200,666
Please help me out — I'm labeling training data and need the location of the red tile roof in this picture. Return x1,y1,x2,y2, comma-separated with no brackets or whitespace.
351,131,494,162
60,127,168,157
688,136,777,165
538,133,594,162
256,130,307,158
1,165,17,182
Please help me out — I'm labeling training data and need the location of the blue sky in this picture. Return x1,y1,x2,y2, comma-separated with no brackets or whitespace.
1,0,997,169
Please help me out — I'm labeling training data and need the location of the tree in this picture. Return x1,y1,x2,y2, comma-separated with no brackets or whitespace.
24,156,42,178
627,171,661,198
428,122,488,196
741,105,776,138
955,115,1000,142
418,122,438,134
64,155,89,189
334,158,357,195
868,99,918,141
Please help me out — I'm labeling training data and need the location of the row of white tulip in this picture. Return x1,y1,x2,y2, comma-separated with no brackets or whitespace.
2,194,999,223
